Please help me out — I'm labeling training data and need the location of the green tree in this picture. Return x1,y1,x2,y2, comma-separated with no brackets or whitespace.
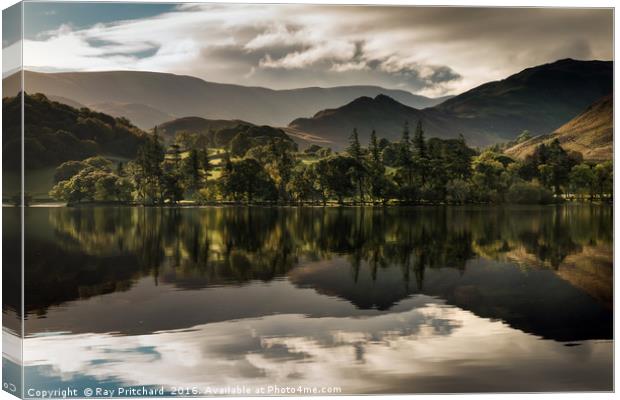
220,158,276,203
265,138,296,202
287,164,319,203
346,128,366,202
229,132,254,157
182,148,203,193
134,129,165,204
317,156,357,204
413,120,427,159
471,151,506,202
569,163,595,201
594,161,613,201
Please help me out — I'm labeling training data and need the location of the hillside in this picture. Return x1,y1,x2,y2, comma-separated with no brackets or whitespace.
290,59,612,148
505,95,613,161
3,70,447,128
158,117,253,141
89,102,176,129
2,93,148,170
289,94,473,147
435,58,612,138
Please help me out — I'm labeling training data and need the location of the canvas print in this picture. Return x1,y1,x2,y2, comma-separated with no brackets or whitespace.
1,1,614,398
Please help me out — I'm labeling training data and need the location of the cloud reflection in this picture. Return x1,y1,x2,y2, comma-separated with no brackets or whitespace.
24,303,612,393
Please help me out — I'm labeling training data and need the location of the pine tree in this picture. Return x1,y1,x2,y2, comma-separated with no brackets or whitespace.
397,121,411,166
369,129,381,165
348,128,362,160
413,120,426,159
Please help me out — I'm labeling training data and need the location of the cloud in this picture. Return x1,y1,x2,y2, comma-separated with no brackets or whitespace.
22,301,611,392
21,4,612,96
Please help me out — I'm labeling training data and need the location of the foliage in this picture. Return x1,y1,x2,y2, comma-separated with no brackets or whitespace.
506,182,554,204
48,117,612,206
3,93,148,170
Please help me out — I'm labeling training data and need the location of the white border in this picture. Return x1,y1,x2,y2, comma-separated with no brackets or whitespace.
0,1,617,400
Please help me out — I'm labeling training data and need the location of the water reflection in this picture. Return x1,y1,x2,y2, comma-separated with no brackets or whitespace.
23,296,612,393
11,205,614,393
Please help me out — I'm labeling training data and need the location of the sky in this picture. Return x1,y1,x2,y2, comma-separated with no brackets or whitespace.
6,2,614,97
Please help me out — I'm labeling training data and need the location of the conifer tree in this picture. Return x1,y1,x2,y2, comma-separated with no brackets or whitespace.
348,128,362,160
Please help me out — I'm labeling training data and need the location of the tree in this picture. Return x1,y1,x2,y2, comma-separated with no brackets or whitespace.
470,151,507,202
287,164,319,203
413,120,427,159
367,129,389,203
229,132,254,157
182,148,203,193
345,128,366,202
134,130,165,204
265,138,296,202
347,128,362,160
220,158,276,203
396,121,414,185
569,163,595,201
161,170,184,204
316,156,357,204
506,181,553,204
594,161,613,201
369,129,381,166
54,160,87,183
445,179,471,204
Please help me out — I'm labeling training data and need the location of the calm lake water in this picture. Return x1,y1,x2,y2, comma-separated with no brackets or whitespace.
4,205,614,394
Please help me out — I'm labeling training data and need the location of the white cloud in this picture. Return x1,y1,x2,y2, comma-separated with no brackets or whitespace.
21,5,612,96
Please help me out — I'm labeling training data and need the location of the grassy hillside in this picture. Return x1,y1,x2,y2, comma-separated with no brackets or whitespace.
505,95,612,161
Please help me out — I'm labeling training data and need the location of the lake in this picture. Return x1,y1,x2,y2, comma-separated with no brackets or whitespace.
3,205,613,395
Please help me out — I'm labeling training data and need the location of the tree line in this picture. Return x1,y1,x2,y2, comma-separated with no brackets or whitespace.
49,122,613,205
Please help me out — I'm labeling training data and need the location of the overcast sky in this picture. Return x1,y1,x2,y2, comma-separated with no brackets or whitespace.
12,2,614,97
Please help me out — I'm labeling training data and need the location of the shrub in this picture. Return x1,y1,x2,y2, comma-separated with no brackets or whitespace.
506,182,554,204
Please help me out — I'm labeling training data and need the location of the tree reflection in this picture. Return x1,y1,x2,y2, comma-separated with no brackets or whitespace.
21,205,612,317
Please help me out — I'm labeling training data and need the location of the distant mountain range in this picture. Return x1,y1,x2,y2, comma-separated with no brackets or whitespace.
290,59,613,148
2,58,612,151
3,70,448,129
505,95,612,161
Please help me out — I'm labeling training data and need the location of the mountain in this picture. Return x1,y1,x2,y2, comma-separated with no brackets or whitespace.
88,102,176,130
289,59,612,148
289,94,475,147
3,70,447,128
434,58,612,138
505,95,613,161
2,93,148,170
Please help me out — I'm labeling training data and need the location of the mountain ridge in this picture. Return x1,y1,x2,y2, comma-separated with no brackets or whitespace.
288,59,612,148
3,70,448,129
